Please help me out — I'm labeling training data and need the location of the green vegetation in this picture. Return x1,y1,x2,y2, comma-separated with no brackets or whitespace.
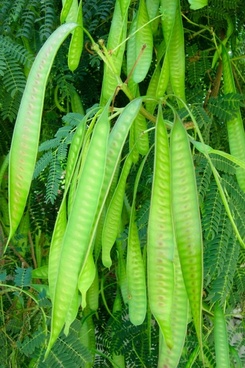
0,0,245,366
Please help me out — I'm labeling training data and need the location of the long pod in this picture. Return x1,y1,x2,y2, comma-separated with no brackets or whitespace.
167,1,185,103
65,114,87,187
126,152,151,326
102,152,133,268
8,23,77,245
146,0,160,35
48,200,67,300
82,99,142,280
134,112,149,156
160,0,177,44
170,116,203,348
214,304,231,368
71,90,85,114
222,45,245,192
147,105,174,348
45,102,110,356
86,267,99,311
145,63,161,114
127,215,147,326
157,243,189,367
126,0,153,84
49,116,87,301
116,237,128,305
160,0,185,104
60,0,76,23
72,99,142,314
78,249,96,309
100,0,130,105
63,289,80,336
156,55,170,99
132,0,153,83
96,98,142,221
68,0,83,72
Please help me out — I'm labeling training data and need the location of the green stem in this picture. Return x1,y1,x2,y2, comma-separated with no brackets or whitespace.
0,153,9,188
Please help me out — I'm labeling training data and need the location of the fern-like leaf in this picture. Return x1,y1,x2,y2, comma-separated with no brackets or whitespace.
17,328,46,356
202,180,223,241
2,58,26,97
210,154,236,175
206,236,240,304
62,112,85,127
0,35,33,67
195,154,212,205
38,138,60,152
45,156,63,204
207,94,242,123
0,90,21,122
16,2,39,40
37,320,92,368
39,0,57,42
33,151,53,179
191,104,212,129
204,210,231,284
14,266,32,287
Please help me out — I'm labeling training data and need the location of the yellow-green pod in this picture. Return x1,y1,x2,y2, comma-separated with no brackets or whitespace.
102,152,133,268
71,90,85,115
214,304,231,368
222,45,245,192
78,245,97,310
61,0,78,23
168,2,186,104
156,53,170,98
145,63,161,114
68,0,83,72
64,290,80,335
86,267,99,311
170,116,203,349
100,0,131,104
147,105,174,348
134,111,149,156
8,23,77,247
146,0,160,34
60,0,74,23
132,0,153,84
158,244,189,367
129,122,140,163
161,0,185,104
127,217,146,326
65,114,87,188
46,101,110,356
116,238,128,305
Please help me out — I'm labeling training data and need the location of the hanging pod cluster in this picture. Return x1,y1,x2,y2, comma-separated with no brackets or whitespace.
45,97,143,356
100,107,203,367
7,0,205,364
147,105,203,366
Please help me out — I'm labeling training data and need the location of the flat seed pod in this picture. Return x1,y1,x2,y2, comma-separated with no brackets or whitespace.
8,23,77,246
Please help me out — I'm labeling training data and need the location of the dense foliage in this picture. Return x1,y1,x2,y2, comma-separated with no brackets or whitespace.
0,0,245,367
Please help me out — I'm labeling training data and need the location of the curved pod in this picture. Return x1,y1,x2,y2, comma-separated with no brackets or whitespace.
8,23,77,244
